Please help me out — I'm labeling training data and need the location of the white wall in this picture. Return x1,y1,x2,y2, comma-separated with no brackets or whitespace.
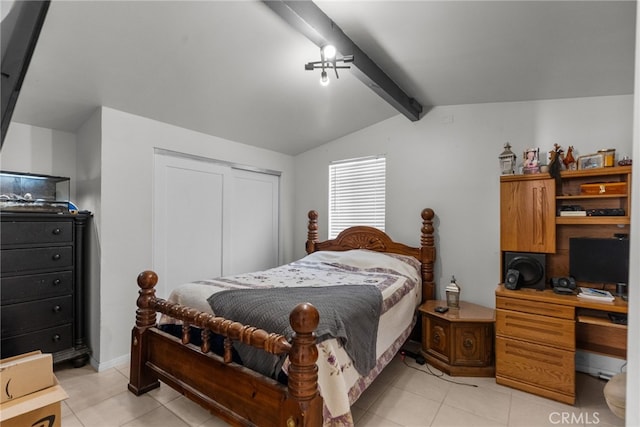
625,2,640,423
1,108,296,369
293,95,634,310
76,110,103,363
91,107,295,368
0,122,77,197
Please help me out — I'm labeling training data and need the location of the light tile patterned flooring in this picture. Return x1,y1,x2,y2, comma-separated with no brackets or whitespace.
56,355,624,427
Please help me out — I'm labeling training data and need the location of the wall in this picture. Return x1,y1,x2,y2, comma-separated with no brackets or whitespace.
1,108,296,369
75,110,103,363
0,123,77,196
625,2,640,423
294,95,634,310
92,107,295,368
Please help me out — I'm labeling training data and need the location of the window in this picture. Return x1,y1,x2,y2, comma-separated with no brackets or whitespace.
329,156,386,238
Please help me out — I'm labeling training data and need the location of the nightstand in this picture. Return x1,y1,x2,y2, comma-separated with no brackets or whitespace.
418,300,495,377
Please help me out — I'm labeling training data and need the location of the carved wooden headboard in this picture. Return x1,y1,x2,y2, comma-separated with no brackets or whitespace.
304,209,436,302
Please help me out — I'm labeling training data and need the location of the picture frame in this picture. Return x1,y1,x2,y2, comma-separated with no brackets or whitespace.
577,153,605,170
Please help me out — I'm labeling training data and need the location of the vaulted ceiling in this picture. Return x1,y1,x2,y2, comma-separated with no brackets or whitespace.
8,0,637,155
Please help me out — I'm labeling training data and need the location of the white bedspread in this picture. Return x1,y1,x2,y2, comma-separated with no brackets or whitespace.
160,249,422,426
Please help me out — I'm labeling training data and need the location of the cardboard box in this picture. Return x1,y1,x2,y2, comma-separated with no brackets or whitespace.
0,376,67,427
580,182,627,195
0,351,53,403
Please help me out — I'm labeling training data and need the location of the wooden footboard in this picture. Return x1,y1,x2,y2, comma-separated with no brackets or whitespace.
128,271,323,427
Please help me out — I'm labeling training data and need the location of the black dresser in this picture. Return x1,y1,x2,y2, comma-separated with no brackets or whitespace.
1,211,91,366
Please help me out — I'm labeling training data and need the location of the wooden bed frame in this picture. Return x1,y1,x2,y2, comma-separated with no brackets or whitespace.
128,208,435,426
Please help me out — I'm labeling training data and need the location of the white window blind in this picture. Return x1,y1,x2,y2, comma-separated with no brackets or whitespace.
329,156,386,238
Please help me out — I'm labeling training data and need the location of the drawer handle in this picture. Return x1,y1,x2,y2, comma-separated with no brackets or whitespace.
52,305,62,313
52,228,61,235
464,338,474,349
52,334,61,342
53,279,61,286
52,254,61,261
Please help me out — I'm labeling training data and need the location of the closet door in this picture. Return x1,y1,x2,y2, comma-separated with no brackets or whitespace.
153,151,280,298
153,153,225,299
224,167,280,275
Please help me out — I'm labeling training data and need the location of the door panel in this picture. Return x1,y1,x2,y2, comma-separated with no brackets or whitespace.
153,152,280,299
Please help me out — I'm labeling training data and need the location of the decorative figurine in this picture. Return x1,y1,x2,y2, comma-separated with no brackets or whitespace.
563,146,576,170
499,142,517,175
548,143,564,188
523,148,540,174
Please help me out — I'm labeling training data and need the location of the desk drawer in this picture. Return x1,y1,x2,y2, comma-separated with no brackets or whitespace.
1,271,73,304
496,296,575,319
496,309,575,350
1,221,72,246
496,336,575,396
1,324,73,358
1,295,73,336
1,246,73,274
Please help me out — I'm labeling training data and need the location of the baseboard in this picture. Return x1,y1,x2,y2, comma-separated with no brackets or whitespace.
93,353,130,372
575,350,626,379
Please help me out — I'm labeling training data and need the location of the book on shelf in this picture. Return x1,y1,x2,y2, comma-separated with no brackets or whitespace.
559,210,587,217
577,287,615,302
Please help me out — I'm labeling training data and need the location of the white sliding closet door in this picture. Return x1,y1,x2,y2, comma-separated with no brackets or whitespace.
225,168,279,275
153,151,280,298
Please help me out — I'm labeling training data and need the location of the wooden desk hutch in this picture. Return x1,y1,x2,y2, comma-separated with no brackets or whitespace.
497,166,630,405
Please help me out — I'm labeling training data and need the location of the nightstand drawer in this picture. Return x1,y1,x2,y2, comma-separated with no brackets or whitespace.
1,246,73,274
423,316,449,362
1,324,73,358
0,221,73,246
1,295,73,336
1,271,73,304
496,336,575,398
452,323,493,366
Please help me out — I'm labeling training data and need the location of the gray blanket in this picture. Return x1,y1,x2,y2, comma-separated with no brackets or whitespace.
207,285,382,378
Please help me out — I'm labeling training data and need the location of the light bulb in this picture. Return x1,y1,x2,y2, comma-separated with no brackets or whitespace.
322,45,337,60
320,71,330,86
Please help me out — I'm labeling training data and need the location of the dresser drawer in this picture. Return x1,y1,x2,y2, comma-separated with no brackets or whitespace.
1,324,73,358
1,271,73,304
0,221,72,246
1,295,73,336
496,336,575,397
496,309,575,350
1,246,73,274
496,296,574,320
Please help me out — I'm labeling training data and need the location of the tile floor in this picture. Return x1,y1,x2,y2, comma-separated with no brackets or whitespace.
56,355,624,427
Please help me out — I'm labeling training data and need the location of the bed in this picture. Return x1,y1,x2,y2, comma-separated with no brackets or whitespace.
128,208,436,426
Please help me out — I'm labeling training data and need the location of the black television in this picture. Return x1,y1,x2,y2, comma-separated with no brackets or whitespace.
569,237,630,285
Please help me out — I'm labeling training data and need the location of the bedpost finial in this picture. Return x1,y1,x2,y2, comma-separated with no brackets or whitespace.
421,208,434,221
308,210,318,221
138,270,158,289
290,303,320,334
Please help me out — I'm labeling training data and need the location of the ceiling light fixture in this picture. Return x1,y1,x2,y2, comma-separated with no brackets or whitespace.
305,44,353,87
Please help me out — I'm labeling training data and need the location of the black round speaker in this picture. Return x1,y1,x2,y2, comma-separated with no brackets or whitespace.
507,255,544,288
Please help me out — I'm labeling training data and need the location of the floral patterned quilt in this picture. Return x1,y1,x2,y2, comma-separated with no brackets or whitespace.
160,249,422,426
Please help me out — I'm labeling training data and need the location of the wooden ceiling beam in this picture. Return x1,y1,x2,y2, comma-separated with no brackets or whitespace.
262,0,423,121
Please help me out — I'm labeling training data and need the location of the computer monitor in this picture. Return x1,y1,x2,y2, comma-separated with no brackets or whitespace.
569,237,629,286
